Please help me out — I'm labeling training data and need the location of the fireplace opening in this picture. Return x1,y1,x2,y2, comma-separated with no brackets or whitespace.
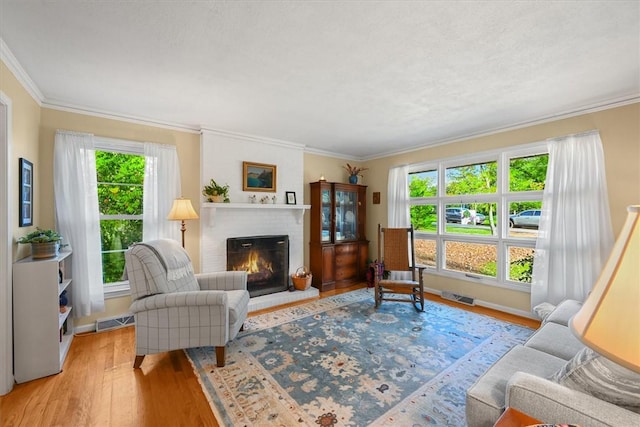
227,235,289,297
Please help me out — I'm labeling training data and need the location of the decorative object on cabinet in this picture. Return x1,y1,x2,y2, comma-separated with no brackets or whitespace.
19,157,33,227
13,250,73,383
17,228,63,259
285,191,296,204
167,198,199,248
310,181,368,291
202,179,230,202
243,161,276,192
343,163,368,185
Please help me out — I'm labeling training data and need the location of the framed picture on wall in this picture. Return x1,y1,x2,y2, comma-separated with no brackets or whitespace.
243,161,276,192
19,158,33,227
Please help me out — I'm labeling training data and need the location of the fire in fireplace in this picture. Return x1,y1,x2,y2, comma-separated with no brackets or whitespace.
227,235,289,297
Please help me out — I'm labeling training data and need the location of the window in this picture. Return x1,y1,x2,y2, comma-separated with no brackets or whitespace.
408,144,548,290
96,150,145,287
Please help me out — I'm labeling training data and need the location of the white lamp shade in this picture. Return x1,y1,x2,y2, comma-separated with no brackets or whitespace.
570,205,640,372
167,198,199,221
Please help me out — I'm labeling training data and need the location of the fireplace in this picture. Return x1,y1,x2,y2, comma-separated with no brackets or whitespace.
227,235,289,297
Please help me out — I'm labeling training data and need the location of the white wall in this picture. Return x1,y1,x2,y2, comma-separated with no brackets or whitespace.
200,130,307,275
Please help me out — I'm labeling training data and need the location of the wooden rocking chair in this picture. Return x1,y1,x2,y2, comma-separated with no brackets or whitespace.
374,224,426,312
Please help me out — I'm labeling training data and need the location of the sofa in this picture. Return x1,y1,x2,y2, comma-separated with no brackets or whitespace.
465,300,640,427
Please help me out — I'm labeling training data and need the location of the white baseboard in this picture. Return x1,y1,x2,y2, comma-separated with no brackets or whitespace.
424,287,537,320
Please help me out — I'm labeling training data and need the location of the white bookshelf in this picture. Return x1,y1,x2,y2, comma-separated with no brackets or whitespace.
13,250,73,383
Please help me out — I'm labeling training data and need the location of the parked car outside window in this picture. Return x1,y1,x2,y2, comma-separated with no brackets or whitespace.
446,208,485,225
509,209,541,228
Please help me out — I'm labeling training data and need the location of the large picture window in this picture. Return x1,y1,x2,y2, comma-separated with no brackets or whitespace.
408,144,548,290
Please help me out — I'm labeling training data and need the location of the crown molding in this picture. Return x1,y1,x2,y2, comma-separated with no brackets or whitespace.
200,127,306,151
41,99,201,134
361,95,640,161
0,38,43,106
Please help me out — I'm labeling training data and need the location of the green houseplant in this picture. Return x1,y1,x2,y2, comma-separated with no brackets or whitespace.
202,179,230,203
17,228,64,259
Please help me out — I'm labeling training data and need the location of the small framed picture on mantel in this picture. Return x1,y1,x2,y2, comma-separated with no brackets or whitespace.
285,191,296,205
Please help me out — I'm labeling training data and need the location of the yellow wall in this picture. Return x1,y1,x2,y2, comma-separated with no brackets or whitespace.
37,109,201,328
5,57,639,327
0,61,42,261
362,103,640,313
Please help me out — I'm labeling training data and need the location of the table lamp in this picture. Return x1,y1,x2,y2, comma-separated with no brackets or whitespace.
570,205,640,373
167,198,199,248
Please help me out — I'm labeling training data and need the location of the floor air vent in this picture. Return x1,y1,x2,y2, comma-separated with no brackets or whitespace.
441,291,475,306
96,314,135,332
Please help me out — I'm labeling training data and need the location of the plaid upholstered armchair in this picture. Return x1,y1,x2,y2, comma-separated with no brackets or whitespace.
124,239,249,368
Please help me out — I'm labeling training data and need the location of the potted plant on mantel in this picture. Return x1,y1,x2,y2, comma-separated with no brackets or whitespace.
202,179,230,203
17,228,64,259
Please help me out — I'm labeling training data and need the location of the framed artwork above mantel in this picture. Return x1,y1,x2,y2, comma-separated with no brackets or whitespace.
243,161,276,192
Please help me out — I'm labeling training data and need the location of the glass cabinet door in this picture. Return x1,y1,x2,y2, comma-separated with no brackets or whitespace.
321,188,332,242
335,188,357,241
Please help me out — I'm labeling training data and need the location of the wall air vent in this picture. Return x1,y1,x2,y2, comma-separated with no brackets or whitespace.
441,291,475,306
96,314,135,332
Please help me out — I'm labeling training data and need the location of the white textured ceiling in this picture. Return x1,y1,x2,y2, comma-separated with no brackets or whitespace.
1,1,639,159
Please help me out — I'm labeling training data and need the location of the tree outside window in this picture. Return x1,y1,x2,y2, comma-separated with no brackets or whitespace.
96,151,145,285
408,148,548,288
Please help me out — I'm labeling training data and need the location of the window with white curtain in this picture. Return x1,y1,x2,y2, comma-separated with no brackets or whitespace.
93,138,180,294
407,143,548,291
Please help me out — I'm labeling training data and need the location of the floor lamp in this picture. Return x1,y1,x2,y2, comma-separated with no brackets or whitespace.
167,198,199,248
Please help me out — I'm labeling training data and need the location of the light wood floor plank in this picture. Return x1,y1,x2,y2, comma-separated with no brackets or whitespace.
0,283,538,426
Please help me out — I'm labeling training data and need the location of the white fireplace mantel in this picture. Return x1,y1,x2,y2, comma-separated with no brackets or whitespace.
201,202,311,226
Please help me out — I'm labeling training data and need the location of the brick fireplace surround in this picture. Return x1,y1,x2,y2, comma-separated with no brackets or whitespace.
200,204,318,311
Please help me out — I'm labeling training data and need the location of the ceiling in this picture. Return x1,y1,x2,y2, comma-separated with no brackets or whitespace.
1,1,638,159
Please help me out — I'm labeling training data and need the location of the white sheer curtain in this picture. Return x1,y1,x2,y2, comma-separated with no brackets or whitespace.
54,131,105,315
387,165,412,279
388,165,410,227
531,131,614,309
142,142,181,242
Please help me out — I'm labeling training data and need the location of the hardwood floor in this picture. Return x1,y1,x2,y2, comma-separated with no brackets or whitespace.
0,284,539,426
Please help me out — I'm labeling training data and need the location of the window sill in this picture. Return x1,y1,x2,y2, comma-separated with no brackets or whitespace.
104,282,131,299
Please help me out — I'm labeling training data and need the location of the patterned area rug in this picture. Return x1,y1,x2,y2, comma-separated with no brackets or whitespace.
185,288,533,426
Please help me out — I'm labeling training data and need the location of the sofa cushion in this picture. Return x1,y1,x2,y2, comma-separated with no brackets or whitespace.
551,346,640,414
532,302,556,321
543,299,582,326
465,345,567,427
524,322,586,361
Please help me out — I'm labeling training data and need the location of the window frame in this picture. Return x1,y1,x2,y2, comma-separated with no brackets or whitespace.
408,141,548,292
94,137,145,297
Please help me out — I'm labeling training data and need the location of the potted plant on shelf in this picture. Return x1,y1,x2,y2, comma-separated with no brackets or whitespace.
17,228,64,259
202,179,230,203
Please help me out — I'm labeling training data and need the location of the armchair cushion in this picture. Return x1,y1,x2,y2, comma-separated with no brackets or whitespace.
129,290,229,313
197,271,248,292
129,240,199,297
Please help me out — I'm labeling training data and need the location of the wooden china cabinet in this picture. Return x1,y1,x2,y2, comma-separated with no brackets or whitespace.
309,181,368,291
